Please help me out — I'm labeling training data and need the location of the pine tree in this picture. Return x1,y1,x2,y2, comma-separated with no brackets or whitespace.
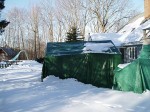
66,26,77,42
0,0,9,35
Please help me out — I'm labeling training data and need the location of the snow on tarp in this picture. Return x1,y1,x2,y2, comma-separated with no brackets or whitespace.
117,63,130,69
83,42,114,53
83,41,120,54
46,41,120,56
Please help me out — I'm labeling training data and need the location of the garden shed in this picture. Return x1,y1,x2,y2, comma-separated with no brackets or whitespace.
42,40,121,88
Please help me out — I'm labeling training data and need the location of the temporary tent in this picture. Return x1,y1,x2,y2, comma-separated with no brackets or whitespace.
42,41,121,88
114,45,150,93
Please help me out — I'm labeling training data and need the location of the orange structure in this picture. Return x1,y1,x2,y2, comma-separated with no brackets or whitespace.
145,0,150,19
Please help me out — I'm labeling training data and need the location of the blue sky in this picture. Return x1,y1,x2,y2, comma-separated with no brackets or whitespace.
5,0,40,11
4,0,144,12
132,0,144,11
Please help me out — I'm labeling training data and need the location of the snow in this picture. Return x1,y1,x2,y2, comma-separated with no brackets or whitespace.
89,16,150,46
0,61,6,64
118,17,144,34
1,60,150,112
89,33,122,46
1,15,150,112
143,23,150,30
118,17,144,43
83,42,117,54
117,63,130,69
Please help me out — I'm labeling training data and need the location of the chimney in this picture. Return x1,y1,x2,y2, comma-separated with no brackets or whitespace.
144,0,150,19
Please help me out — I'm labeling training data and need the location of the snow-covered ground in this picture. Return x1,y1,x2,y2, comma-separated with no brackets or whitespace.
1,60,150,112
1,15,150,112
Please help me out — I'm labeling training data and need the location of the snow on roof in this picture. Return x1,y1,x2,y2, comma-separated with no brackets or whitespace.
90,33,122,46
118,17,144,34
0,47,17,57
142,22,150,30
90,16,150,46
118,17,144,43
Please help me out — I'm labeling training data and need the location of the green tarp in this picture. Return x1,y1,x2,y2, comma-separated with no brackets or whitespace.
42,41,121,88
42,53,121,88
114,45,150,93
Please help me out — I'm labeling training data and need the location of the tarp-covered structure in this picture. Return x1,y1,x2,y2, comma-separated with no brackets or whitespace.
42,41,121,88
114,45,150,93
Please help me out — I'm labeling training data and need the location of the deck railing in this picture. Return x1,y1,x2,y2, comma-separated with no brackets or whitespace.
0,60,20,68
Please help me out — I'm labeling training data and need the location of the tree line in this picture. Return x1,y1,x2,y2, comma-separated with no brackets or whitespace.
0,0,140,59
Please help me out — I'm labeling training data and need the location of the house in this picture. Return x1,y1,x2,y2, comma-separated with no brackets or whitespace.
0,47,17,61
119,42,143,63
113,23,150,94
113,0,150,94
117,0,150,63
119,21,150,63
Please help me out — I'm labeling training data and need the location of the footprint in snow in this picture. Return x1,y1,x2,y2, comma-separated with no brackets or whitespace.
94,101,122,108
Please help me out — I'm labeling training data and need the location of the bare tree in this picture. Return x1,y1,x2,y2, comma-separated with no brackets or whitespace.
79,0,93,36
28,5,41,59
55,0,92,39
4,8,27,49
40,0,54,42
55,11,64,42
2,0,140,59
88,0,135,33
56,0,81,33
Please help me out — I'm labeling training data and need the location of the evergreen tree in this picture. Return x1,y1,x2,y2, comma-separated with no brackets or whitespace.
0,0,9,35
66,26,77,42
